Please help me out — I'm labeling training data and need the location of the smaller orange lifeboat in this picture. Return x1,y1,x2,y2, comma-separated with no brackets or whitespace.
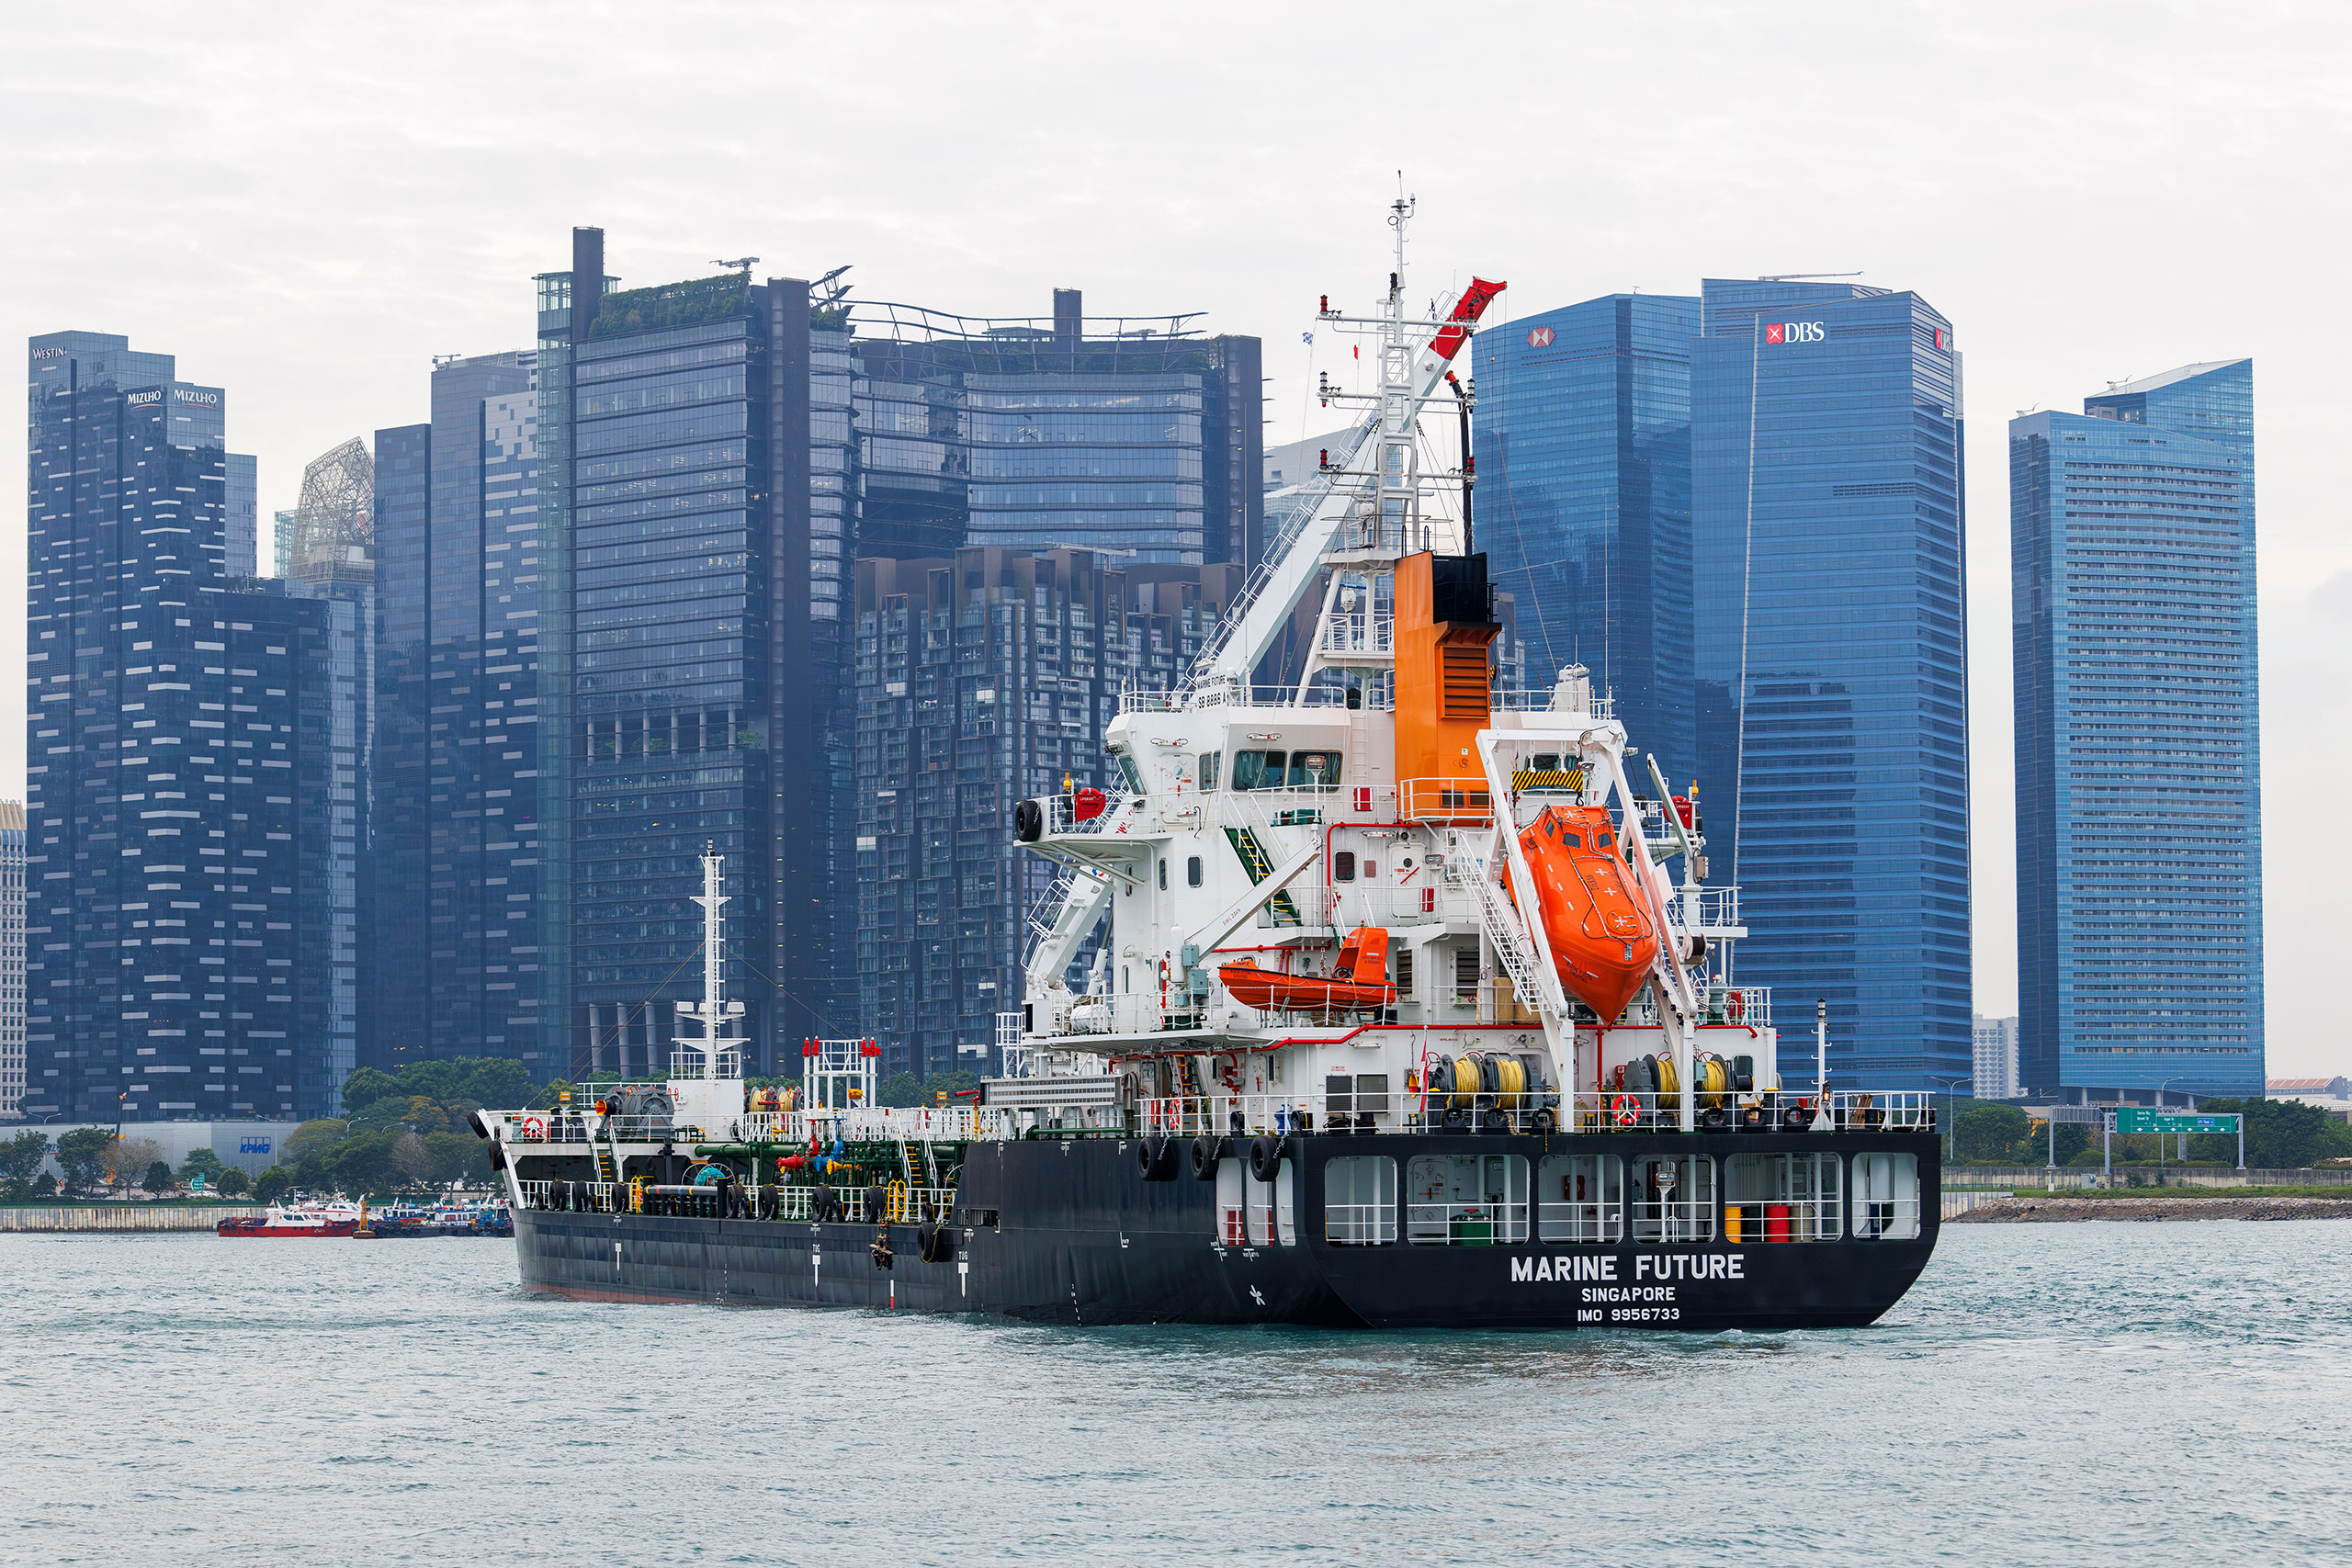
1220,927,1396,1014
1512,803,1659,1021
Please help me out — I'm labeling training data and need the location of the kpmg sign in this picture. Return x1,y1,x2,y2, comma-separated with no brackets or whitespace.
1763,321,1826,344
239,1136,273,1156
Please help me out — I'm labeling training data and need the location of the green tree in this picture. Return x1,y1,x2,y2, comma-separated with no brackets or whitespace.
252,1167,292,1203
0,1129,51,1198
54,1127,114,1197
283,1119,350,1163
450,1057,530,1110
1952,1102,2030,1163
177,1146,225,1183
141,1160,174,1196
340,1066,403,1114
32,1172,57,1199
214,1166,251,1197
422,1131,487,1186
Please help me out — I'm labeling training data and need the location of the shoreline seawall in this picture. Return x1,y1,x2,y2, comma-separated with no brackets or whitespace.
0,1206,262,1232
1951,1195,2352,1224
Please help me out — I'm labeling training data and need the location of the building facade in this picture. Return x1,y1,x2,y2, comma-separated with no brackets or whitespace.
25,330,349,1119
851,548,1234,1076
0,802,23,1118
1971,1012,2018,1101
2010,361,2261,1102
1690,281,1970,1090
1474,295,1699,779
225,453,257,579
370,354,545,1076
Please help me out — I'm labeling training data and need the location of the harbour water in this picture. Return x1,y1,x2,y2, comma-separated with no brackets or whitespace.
5,1224,2347,1566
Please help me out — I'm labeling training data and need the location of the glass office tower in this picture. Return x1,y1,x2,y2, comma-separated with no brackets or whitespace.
1690,281,1969,1089
1474,295,1699,777
371,353,544,1075
2011,361,2261,1101
25,332,345,1119
225,453,258,579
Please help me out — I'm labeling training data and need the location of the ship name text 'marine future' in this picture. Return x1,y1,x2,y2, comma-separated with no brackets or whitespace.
475,201,1942,1328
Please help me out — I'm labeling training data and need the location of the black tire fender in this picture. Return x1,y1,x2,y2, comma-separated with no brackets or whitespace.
1249,1134,1283,1183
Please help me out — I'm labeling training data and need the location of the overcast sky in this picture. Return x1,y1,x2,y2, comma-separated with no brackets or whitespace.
6,1,2345,1071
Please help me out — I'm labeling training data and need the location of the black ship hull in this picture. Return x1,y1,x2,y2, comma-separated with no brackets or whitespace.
511,1131,1939,1331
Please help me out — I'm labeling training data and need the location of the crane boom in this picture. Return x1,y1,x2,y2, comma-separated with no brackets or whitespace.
1193,274,1504,693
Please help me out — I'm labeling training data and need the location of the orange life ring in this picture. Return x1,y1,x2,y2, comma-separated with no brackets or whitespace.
521,1115,546,1141
1610,1095,1641,1129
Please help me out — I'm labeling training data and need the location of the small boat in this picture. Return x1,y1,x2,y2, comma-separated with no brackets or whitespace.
1219,926,1396,1014
216,1200,363,1238
1511,802,1660,1021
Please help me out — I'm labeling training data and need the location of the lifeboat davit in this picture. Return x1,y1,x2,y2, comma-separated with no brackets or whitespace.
1220,927,1396,1014
1512,803,1659,1021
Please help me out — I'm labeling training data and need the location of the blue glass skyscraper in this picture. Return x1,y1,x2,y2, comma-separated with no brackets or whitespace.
1690,280,1969,1089
1474,294,1698,774
2011,361,2261,1101
371,352,544,1075
25,332,346,1120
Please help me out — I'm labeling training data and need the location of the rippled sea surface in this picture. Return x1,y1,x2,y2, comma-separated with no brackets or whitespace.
6,1222,2350,1566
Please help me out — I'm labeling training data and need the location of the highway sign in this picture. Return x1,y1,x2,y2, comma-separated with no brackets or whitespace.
2114,1109,2239,1135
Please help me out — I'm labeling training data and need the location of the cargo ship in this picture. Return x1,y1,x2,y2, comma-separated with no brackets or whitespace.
477,204,1940,1328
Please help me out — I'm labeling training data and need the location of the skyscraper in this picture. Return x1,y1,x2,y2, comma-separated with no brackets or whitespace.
2010,360,2261,1102
852,547,1233,1074
1475,295,1699,777
370,353,544,1074
225,453,257,579
25,332,348,1119
0,801,23,1119
1690,280,1969,1089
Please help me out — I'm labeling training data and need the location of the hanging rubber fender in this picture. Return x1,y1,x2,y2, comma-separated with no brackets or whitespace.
919,1217,951,1263
1013,798,1046,842
1191,1135,1224,1180
488,1141,507,1172
812,1183,833,1221
467,1111,489,1141
1136,1135,1174,1180
865,1184,888,1223
1249,1134,1284,1183
1781,1104,1812,1132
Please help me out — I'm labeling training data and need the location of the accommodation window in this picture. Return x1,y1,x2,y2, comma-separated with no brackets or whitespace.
1186,855,1203,887
1405,1152,1528,1245
1725,1152,1842,1241
1198,751,1219,791
1630,1154,1715,1243
1326,1154,1396,1245
1333,851,1356,883
1538,1153,1622,1243
1851,1153,1920,1239
1159,858,1167,891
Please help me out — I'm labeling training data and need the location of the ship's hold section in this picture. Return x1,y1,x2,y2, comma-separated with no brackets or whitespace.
1513,802,1662,1021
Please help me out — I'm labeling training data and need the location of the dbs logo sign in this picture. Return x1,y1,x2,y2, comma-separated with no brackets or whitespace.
1527,326,1555,348
1764,321,1826,344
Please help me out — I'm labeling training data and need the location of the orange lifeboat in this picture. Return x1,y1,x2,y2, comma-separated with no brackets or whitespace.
1219,927,1396,1014
1512,803,1659,1021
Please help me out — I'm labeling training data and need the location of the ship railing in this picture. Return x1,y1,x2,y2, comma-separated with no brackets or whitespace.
1489,688,1615,719
1689,982,1770,1030
1178,683,1391,712
1044,786,1136,837
668,1047,742,1081
1399,776,1494,825
735,1106,985,1145
1316,608,1395,657
1046,990,1205,1039
516,1179,623,1214
499,1110,597,1144
1535,1201,1624,1245
1405,1200,1532,1247
1307,879,1449,930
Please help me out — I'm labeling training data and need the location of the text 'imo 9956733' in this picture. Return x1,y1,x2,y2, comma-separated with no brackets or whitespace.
480,200,1941,1328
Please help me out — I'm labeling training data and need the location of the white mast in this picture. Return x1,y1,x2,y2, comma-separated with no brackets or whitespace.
673,840,744,1079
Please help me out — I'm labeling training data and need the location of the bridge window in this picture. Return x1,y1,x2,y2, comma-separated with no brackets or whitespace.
1405,1152,1528,1245
1230,750,1345,791
1538,1153,1622,1243
1327,1154,1396,1245
1852,1152,1920,1240
1724,1152,1841,1241
1630,1154,1714,1243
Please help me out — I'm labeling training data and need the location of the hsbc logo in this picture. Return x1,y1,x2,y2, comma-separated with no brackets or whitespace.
1764,321,1826,344
1527,326,1555,348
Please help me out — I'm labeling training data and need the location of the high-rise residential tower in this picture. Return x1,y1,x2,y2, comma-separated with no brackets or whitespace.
371,353,544,1074
1690,280,1969,1090
25,332,349,1120
1474,295,1699,778
2010,360,2261,1102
